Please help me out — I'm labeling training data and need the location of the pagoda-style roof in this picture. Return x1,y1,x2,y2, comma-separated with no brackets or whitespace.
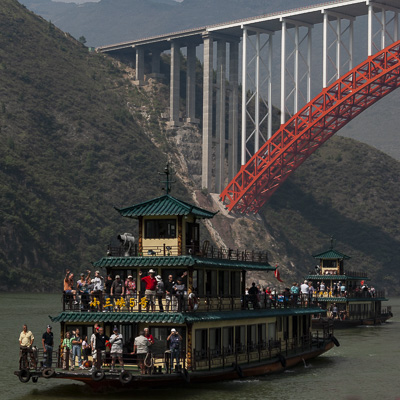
312,249,351,260
93,255,274,272
115,194,217,219
50,308,322,324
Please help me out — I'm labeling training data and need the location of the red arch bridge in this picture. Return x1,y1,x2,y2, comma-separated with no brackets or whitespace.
99,1,400,212
220,40,400,213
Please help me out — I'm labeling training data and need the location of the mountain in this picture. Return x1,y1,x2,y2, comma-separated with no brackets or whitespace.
1,0,400,294
0,0,189,290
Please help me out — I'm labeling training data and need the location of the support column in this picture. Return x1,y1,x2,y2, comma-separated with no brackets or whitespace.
241,27,248,166
323,13,328,87
215,40,226,193
135,46,145,85
169,41,181,126
280,20,286,124
228,41,239,182
368,4,373,56
202,35,213,190
186,44,198,123
151,49,162,77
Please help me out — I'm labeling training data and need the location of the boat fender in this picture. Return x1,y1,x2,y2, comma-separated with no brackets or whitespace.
91,370,105,382
18,369,31,383
232,363,244,378
42,368,56,379
278,354,287,368
332,336,340,347
32,376,39,383
181,368,190,383
119,370,133,384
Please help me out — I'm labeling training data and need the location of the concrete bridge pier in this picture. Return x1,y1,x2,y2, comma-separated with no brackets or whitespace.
134,46,145,85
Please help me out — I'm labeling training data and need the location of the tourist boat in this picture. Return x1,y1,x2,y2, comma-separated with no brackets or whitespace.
15,166,338,390
306,243,392,329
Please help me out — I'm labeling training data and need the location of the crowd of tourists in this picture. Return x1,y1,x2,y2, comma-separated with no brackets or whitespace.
245,279,377,309
19,324,182,374
63,268,198,312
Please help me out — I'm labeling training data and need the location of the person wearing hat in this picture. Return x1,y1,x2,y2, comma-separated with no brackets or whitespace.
155,275,165,312
91,271,104,310
167,328,182,371
139,270,157,311
111,275,125,311
109,327,124,372
42,325,54,368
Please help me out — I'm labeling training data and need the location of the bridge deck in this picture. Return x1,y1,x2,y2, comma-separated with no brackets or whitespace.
97,0,399,53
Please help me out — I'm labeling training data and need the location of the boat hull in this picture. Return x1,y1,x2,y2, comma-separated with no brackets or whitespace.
15,340,335,391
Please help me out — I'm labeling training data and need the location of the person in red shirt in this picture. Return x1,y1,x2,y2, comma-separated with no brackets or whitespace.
140,269,157,311
144,327,154,345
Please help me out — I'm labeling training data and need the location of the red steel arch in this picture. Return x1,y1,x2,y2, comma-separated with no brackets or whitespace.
220,40,400,214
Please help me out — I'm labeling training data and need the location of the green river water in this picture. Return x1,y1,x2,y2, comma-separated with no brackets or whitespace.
1,293,399,400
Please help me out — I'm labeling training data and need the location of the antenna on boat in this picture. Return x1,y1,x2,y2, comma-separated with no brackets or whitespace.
330,236,335,250
159,162,176,194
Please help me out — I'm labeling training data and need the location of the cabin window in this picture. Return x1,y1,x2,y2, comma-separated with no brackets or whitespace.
145,219,176,239
223,327,234,354
209,328,221,356
194,270,204,296
247,325,257,350
231,271,241,297
195,329,208,359
283,317,290,340
205,270,217,296
267,323,276,342
258,323,266,347
235,325,246,352
218,271,230,296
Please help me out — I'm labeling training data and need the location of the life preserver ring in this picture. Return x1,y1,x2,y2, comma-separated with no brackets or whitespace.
181,368,190,383
119,370,133,384
278,353,287,368
42,368,56,378
332,336,340,347
18,369,31,383
91,370,105,381
32,376,39,383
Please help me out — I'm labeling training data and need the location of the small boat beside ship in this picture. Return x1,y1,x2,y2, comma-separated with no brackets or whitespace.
307,244,392,329
15,166,338,390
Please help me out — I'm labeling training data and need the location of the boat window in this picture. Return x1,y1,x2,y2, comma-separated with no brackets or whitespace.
235,325,245,351
231,271,241,297
218,271,230,296
209,328,221,356
195,329,208,359
223,327,234,353
206,270,217,296
247,325,257,349
258,323,266,345
145,219,176,239
267,323,276,341
194,270,204,296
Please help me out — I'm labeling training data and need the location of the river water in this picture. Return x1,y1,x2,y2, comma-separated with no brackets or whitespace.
1,293,399,400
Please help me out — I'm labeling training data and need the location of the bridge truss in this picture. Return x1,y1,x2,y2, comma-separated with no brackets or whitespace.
220,40,400,213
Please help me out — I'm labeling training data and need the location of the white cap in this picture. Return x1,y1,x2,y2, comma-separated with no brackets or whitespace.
171,328,176,332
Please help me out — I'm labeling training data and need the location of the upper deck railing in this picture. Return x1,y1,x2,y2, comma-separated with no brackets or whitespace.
62,291,314,313
107,243,269,263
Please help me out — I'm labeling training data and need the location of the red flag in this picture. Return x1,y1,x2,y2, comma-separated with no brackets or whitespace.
360,280,365,286
274,265,283,282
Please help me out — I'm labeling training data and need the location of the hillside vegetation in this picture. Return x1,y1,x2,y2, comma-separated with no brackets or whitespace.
1,0,400,294
0,0,188,290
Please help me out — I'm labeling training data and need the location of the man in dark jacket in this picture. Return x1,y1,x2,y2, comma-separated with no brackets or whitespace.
95,326,109,370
